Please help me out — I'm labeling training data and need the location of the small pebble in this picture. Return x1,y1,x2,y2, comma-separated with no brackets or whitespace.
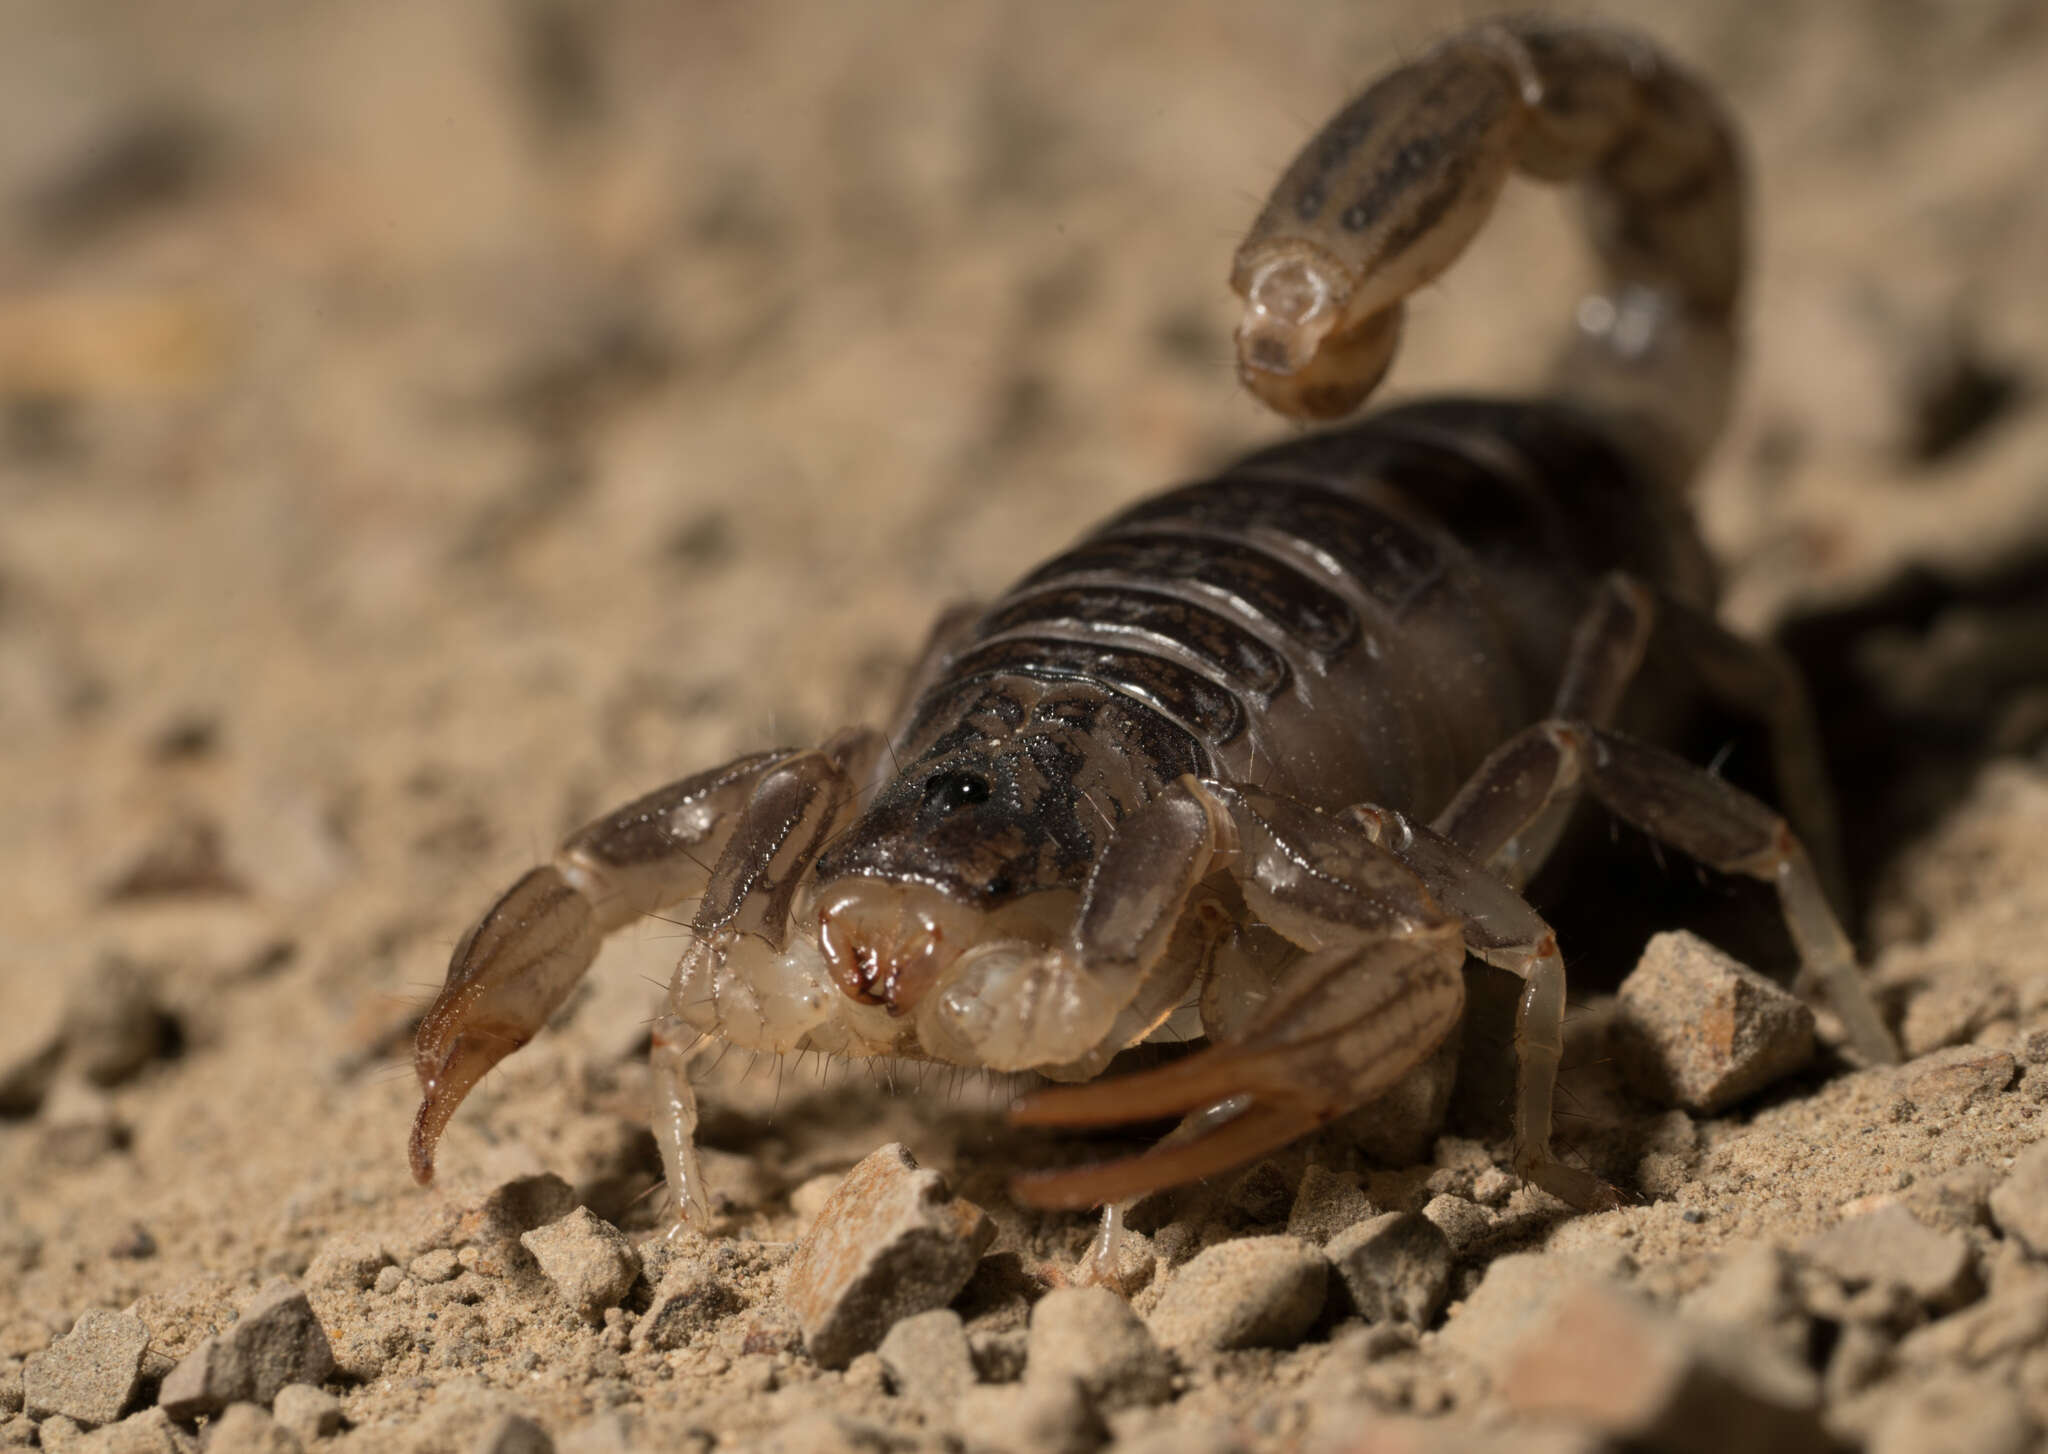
471,1412,555,1454
22,1308,150,1427
781,1143,995,1370
1225,1162,1293,1223
1612,931,1814,1113
520,1209,641,1324
1326,1211,1452,1326
953,1373,1105,1454
79,1407,182,1453
0,1361,17,1414
1989,1139,2048,1257
371,1266,404,1296
270,1383,342,1442
1801,1204,1976,1311
61,957,167,1087
202,1404,302,1454
157,1279,335,1419
1868,1373,2034,1454
1905,1045,2017,1114
0,976,66,1113
409,1250,460,1285
1026,1287,1171,1410
631,1270,742,1352
1419,1193,1492,1258
305,1235,390,1293
1285,1166,1372,1246
875,1309,975,1405
1498,1282,1826,1454
37,1079,125,1167
1146,1236,1327,1353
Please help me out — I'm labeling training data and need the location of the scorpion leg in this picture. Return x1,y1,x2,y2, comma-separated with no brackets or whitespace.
1436,720,1898,1067
1234,17,1742,472
1012,783,1468,1209
1342,806,1615,1210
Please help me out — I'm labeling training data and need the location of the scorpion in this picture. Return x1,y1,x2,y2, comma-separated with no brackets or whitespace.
408,16,1900,1252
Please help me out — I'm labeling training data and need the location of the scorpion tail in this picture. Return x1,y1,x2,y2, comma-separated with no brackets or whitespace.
1233,17,1745,481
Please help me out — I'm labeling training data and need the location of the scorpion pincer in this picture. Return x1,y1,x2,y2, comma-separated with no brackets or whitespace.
409,16,1899,1246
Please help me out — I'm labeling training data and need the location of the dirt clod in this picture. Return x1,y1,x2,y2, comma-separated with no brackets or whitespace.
1146,1236,1326,1353
1026,1287,1172,1411
876,1308,976,1405
1327,1211,1452,1327
519,1209,640,1324
1801,1204,1977,1311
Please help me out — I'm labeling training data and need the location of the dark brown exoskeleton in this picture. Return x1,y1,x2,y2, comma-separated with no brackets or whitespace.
408,17,1898,1258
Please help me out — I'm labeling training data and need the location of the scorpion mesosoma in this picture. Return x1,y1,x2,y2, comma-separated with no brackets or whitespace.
409,16,1899,1245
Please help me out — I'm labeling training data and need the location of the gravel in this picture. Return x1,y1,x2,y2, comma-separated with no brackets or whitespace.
1497,1282,1828,1454
21,1309,150,1427
1025,1287,1172,1410
1146,1236,1327,1353
1988,1138,2048,1257
304,1234,392,1293
781,1143,995,1370
471,1412,556,1454
953,1373,1105,1454
630,1269,743,1352
1285,1165,1373,1245
1612,930,1816,1113
157,1280,335,1420
519,1209,641,1324
875,1308,976,1405
1326,1211,1452,1326
201,1403,303,1454
1801,1204,1977,1311
270,1384,342,1443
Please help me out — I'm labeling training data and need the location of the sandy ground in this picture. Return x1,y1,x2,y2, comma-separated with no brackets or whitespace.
3,2,2048,1450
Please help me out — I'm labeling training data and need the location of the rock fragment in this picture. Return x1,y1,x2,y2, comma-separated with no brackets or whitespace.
1026,1287,1171,1410
1418,1193,1492,1258
953,1373,1105,1454
22,1309,150,1427
471,1412,555,1454
37,1080,126,1167
630,1270,742,1352
781,1143,995,1369
1498,1283,1826,1454
520,1209,641,1324
305,1234,391,1293
1612,931,1814,1113
1905,1045,2017,1113
1989,1138,2048,1257
876,1309,976,1405
1286,1166,1372,1246
62,957,168,1087
1867,1372,2036,1454
202,1404,301,1454
1801,1204,1976,1311
270,1385,342,1443
1147,1236,1326,1353
0,975,66,1113
77,1407,183,1453
158,1280,334,1420
1327,1212,1451,1326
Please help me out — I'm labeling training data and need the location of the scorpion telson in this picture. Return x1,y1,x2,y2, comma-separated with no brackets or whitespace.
410,16,1899,1244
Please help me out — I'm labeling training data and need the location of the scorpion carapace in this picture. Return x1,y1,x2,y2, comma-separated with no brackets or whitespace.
410,16,1897,1241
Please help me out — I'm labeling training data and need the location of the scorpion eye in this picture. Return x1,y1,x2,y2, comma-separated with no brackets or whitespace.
923,771,992,813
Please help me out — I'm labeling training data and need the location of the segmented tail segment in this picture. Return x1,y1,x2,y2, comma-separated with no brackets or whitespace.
1232,18,1744,482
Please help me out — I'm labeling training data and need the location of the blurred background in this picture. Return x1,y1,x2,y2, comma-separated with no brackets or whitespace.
1,0,2045,1425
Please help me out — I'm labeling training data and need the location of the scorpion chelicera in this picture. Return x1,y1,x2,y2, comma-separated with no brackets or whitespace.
409,17,1899,1251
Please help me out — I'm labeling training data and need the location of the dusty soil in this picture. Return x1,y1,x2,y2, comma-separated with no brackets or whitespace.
3,2,2047,1451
